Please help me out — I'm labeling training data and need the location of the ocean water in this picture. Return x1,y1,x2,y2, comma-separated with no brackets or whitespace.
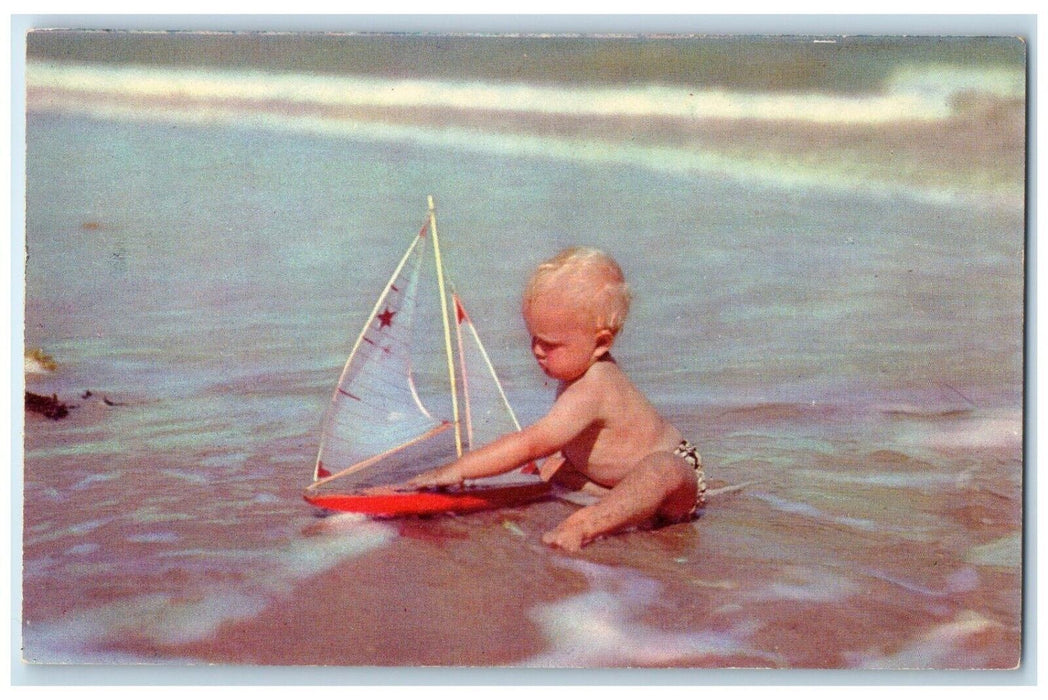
20,34,1025,670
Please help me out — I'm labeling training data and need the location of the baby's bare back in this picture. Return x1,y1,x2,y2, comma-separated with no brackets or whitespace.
559,359,682,487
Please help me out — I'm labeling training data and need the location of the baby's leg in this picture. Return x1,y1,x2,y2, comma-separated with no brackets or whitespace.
542,451,698,551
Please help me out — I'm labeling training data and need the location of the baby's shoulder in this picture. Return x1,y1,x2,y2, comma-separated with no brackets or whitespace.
573,356,634,397
587,355,630,381
556,359,613,396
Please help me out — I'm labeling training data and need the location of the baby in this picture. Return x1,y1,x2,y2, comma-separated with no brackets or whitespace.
409,247,707,551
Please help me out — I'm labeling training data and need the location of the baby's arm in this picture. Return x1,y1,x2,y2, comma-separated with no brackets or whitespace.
408,429,549,487
408,382,599,488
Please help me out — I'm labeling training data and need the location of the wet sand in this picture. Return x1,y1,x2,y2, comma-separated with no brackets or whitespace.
31,404,1016,670
125,489,1020,668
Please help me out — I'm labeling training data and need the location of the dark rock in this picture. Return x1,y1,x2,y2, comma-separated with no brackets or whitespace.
25,392,70,420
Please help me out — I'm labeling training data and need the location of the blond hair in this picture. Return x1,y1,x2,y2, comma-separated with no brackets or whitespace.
523,247,631,334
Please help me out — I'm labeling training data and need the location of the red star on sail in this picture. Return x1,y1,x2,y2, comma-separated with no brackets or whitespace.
377,308,396,328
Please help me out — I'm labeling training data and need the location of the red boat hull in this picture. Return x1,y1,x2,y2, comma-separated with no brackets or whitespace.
303,481,551,517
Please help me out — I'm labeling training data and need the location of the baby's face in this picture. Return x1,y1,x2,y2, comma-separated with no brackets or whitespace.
523,292,604,382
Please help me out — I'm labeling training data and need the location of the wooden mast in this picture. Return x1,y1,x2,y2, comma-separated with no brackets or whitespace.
429,195,463,458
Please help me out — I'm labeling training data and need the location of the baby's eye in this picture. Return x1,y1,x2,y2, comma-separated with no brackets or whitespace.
532,338,556,352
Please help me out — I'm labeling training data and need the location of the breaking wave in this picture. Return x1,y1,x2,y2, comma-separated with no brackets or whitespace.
27,59,1021,126
25,59,1025,207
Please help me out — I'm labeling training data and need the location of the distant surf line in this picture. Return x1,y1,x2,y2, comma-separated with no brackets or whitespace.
27,59,1002,126
27,60,1021,209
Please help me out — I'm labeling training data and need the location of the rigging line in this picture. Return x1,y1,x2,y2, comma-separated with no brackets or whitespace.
444,270,523,433
941,382,977,408
407,367,435,420
453,293,474,449
463,305,524,432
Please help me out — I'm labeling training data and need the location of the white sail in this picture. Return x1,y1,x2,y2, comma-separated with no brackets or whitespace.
454,293,523,448
454,293,538,483
309,201,532,494
312,224,449,487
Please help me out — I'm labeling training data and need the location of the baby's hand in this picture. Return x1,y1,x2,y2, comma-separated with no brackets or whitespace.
538,454,566,482
407,465,463,489
542,523,587,553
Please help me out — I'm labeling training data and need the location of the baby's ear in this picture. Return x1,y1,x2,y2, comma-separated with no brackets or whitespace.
593,328,615,357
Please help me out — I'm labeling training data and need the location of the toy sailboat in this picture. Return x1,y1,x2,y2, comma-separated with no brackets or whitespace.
304,196,550,516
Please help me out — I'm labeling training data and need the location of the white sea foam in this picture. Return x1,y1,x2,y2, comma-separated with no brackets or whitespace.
844,610,1005,669
520,559,776,667
924,415,1023,452
22,515,395,662
22,590,271,662
198,452,251,469
861,566,980,599
70,471,119,490
746,565,859,604
750,492,881,532
125,531,180,543
24,517,116,549
886,63,1025,103
791,467,974,490
965,533,1022,569
158,468,211,485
